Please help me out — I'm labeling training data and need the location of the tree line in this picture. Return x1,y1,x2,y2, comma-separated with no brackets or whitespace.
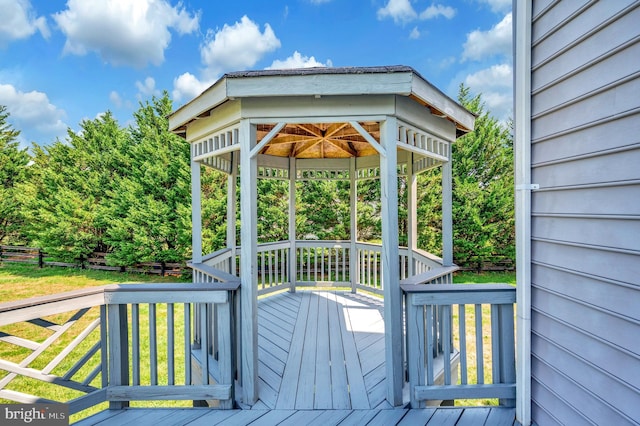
0,86,513,269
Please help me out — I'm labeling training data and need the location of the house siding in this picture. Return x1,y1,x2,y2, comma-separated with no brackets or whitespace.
529,1,640,424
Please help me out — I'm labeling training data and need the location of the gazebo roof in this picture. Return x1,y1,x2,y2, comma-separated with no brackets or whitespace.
169,66,475,148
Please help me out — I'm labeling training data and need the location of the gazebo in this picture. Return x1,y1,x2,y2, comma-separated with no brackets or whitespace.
168,66,476,407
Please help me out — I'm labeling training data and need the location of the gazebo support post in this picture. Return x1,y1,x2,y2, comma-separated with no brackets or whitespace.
191,157,202,265
407,152,418,276
289,157,297,293
227,152,238,269
349,157,358,293
380,117,403,406
239,120,259,405
442,159,453,267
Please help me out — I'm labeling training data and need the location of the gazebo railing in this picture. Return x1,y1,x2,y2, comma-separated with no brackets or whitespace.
199,241,450,296
296,240,351,288
0,282,239,418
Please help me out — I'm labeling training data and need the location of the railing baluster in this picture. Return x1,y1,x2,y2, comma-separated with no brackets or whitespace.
425,304,434,386
270,250,275,287
184,302,192,386
475,303,484,385
458,304,467,385
491,304,500,385
200,303,209,385
373,251,378,289
314,248,319,282
442,304,452,386
132,303,140,385
149,303,158,386
260,251,266,290
167,303,175,386
307,247,311,282
100,305,108,389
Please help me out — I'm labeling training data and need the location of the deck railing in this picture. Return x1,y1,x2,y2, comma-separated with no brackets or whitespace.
401,281,516,408
0,282,239,417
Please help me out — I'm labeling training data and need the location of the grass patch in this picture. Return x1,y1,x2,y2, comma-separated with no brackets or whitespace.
0,263,189,301
453,270,515,285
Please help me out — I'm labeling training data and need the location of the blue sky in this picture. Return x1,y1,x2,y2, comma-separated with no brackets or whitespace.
0,0,512,148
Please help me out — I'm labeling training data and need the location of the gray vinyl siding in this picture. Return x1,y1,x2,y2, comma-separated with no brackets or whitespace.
529,1,640,425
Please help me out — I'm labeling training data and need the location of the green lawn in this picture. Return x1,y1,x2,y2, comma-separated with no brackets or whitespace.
454,270,515,285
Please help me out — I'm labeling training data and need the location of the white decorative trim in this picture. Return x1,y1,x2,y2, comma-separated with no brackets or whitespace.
200,156,232,174
258,166,290,180
296,169,350,181
413,157,444,174
192,124,240,162
356,167,380,180
397,120,450,161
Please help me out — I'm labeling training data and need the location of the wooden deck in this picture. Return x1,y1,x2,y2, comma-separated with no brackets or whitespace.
76,406,517,425
76,291,516,425
257,291,387,410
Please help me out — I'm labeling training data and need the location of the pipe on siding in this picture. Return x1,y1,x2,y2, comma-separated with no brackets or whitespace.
514,1,532,424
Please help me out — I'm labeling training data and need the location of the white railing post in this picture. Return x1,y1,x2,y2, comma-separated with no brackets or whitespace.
405,293,426,408
216,295,234,409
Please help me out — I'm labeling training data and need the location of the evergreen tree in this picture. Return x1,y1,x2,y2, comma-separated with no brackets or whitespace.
21,112,129,261
417,85,514,268
0,106,31,244
104,93,191,265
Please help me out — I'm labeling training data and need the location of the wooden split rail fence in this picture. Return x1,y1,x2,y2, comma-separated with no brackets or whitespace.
0,246,185,276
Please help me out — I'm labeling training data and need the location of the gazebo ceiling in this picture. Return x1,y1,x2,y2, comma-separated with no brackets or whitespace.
257,122,380,158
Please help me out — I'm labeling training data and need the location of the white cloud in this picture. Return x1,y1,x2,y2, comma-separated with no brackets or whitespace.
438,56,456,69
409,27,421,40
109,91,122,108
267,51,331,69
377,0,417,24
0,0,49,45
462,12,512,62
478,0,511,13
172,15,282,103
464,63,513,121
419,4,456,20
53,0,199,68
172,72,212,102
0,83,67,145
135,76,161,99
378,1,456,24
200,16,281,78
